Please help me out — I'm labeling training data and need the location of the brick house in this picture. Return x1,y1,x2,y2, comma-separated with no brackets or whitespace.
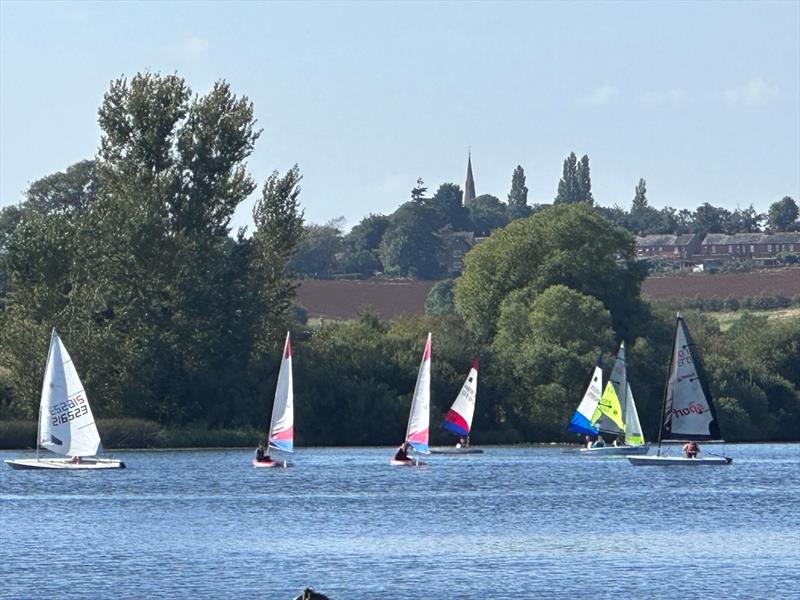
635,233,703,261
699,232,800,264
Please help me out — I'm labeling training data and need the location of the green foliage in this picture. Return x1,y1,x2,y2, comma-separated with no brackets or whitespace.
454,204,648,344
289,219,344,278
507,165,531,220
425,279,455,315
767,196,799,231
554,152,593,205
379,202,442,279
426,183,470,230
467,194,509,236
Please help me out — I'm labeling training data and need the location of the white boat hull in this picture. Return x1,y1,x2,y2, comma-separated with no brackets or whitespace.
389,458,426,466
5,458,126,470
580,445,650,456
429,447,484,454
252,459,291,468
627,455,732,466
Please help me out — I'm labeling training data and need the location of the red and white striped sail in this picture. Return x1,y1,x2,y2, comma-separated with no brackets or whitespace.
442,360,478,438
405,333,431,454
268,332,294,452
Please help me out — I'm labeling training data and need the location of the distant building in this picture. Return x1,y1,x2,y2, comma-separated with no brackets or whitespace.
464,153,476,205
699,232,800,265
635,233,703,261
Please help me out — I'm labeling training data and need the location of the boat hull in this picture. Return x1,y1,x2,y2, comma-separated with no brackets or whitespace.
429,447,484,454
627,455,732,466
252,459,290,468
389,459,426,466
5,458,126,470
580,445,650,456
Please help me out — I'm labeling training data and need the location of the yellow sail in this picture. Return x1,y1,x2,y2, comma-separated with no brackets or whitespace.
591,381,625,434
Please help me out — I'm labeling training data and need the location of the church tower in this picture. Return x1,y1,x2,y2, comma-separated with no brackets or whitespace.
464,152,476,205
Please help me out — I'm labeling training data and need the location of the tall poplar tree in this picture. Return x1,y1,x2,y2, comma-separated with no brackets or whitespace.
507,165,531,220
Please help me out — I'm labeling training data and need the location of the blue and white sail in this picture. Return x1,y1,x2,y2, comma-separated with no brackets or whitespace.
568,357,603,436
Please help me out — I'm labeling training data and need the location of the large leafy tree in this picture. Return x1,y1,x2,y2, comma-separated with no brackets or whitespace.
379,202,441,279
453,203,648,344
467,194,509,236
767,196,799,231
426,183,470,230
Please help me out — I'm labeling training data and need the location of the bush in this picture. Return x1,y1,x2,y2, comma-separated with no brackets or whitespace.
97,418,165,448
0,420,37,449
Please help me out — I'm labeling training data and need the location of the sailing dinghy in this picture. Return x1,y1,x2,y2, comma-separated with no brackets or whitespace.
431,360,483,454
580,342,649,456
628,314,732,466
254,332,294,469
391,333,431,466
5,329,125,470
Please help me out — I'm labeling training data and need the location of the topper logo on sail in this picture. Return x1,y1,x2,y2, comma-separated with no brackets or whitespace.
672,402,705,418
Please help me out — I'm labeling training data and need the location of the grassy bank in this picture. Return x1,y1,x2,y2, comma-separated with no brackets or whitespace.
0,419,263,450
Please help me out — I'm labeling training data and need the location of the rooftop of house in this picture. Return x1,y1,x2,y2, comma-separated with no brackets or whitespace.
701,232,800,245
636,234,698,247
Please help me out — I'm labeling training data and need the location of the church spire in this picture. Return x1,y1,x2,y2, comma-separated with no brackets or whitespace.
464,151,476,205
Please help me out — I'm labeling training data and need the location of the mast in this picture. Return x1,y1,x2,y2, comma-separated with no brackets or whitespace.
37,329,57,461
657,314,681,457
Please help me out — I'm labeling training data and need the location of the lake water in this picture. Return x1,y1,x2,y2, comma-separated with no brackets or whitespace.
2,444,799,599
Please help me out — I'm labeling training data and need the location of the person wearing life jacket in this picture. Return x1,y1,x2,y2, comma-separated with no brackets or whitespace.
683,441,700,459
592,435,606,448
456,437,467,448
394,442,412,462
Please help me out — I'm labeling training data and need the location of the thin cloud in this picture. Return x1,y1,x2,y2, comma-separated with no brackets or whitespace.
640,88,687,107
175,36,209,58
582,84,618,106
724,78,779,106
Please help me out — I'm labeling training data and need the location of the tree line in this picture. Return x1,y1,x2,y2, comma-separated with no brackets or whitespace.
1,73,798,444
288,150,798,281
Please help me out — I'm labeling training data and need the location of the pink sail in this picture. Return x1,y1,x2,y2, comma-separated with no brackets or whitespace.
268,332,294,452
442,360,478,438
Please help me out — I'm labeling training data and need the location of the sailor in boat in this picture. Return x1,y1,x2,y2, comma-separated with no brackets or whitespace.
394,442,412,462
584,435,592,449
255,442,270,463
683,441,700,459
591,435,606,448
456,437,468,448
612,436,623,447
71,456,83,464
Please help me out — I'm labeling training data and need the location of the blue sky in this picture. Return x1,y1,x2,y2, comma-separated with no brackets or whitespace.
1,1,798,232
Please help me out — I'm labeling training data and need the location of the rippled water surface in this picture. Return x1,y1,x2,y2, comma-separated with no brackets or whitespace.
2,444,799,599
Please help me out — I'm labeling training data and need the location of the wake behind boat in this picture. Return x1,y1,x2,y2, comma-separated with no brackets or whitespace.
391,333,432,467
254,332,294,469
628,313,732,466
5,329,125,471
431,359,483,454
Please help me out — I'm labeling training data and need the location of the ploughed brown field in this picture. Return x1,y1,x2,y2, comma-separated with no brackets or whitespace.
296,269,800,320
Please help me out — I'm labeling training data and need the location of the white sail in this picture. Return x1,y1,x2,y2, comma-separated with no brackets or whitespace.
39,329,101,457
442,360,478,438
405,333,431,453
663,316,718,440
624,383,645,446
568,361,603,435
268,332,294,452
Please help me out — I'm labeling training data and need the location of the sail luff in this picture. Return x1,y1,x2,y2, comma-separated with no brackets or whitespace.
658,315,681,455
